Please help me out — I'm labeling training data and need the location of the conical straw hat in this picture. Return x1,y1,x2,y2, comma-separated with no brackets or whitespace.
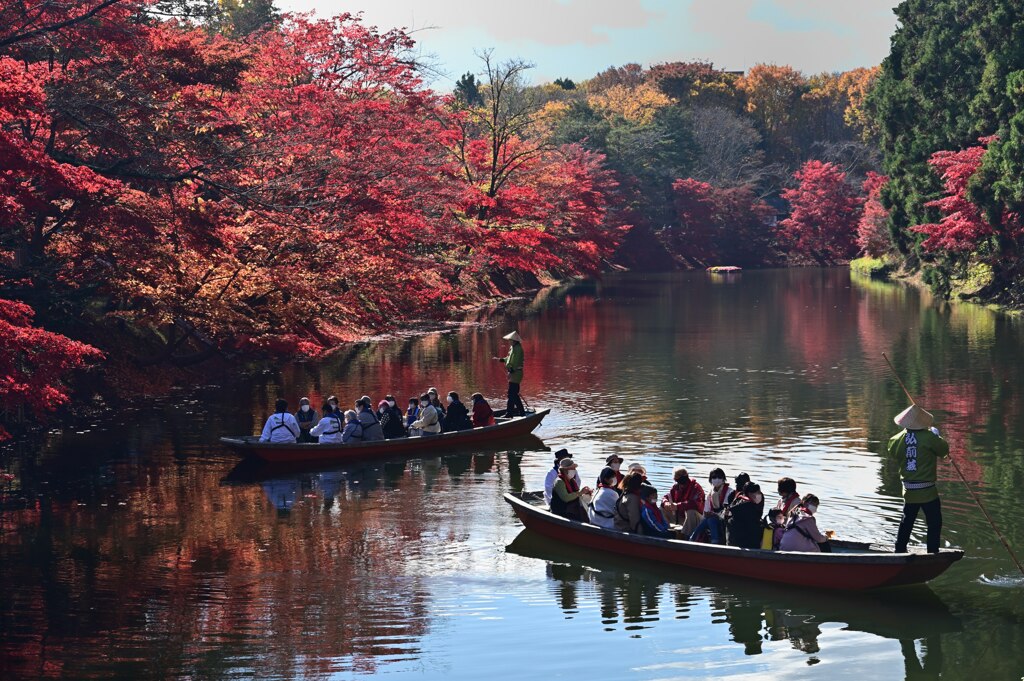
894,404,934,430
503,330,522,342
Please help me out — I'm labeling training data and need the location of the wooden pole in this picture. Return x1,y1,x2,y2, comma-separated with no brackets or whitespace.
882,353,1024,577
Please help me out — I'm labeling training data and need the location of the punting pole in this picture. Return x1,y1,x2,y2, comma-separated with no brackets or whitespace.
882,353,1024,577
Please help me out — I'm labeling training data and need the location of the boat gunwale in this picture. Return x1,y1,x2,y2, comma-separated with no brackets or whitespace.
220,408,549,451
504,492,964,567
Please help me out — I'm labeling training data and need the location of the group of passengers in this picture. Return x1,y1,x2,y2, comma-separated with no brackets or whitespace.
258,388,498,444
543,450,831,552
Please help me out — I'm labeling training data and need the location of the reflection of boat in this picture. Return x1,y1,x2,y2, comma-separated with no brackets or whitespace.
504,493,963,590
707,265,742,273
505,530,962,638
220,409,549,463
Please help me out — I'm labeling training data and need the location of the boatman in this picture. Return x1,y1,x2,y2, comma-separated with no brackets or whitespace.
494,330,525,416
888,403,949,553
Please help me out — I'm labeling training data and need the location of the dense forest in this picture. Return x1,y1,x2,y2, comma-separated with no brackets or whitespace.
2,0,1024,439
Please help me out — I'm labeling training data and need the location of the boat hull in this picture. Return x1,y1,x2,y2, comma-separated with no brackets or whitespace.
504,493,962,590
221,409,549,463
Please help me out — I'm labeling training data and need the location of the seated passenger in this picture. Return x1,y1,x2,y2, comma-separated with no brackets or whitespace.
406,397,419,430
775,477,801,520
384,394,405,427
442,391,473,432
605,454,624,486
427,387,446,417
310,403,344,444
549,458,591,522
295,397,319,443
726,482,765,549
587,467,620,529
779,494,829,552
410,393,441,436
688,468,735,544
470,392,496,427
355,398,384,441
613,471,645,534
765,508,786,550
378,400,407,439
662,467,705,537
340,409,363,444
639,484,675,538
544,449,581,506
259,399,300,443
619,462,648,490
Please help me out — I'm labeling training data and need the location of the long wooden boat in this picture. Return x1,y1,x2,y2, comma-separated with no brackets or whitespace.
504,492,963,590
220,409,549,463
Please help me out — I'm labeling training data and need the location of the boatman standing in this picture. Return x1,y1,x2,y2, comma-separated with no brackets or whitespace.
494,330,525,416
888,403,949,553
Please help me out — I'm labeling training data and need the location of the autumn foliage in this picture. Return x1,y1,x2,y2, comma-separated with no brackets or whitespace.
777,161,863,264
856,172,891,257
671,179,774,266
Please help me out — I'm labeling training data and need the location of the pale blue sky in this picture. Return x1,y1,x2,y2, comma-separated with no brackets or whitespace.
276,1,899,87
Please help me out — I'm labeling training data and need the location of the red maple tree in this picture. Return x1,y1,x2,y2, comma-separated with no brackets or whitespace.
856,172,891,257
777,160,862,264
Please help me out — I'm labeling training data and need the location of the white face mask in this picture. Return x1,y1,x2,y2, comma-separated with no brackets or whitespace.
300,405,310,412
446,396,453,404
806,504,818,514
752,493,763,504
387,400,395,407
379,408,386,415
711,478,725,487
610,462,621,472
420,400,429,408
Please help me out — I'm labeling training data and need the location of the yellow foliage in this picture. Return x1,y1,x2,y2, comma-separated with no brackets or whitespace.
587,83,670,124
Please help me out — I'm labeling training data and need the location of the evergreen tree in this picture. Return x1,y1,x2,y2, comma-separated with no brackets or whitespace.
454,72,483,106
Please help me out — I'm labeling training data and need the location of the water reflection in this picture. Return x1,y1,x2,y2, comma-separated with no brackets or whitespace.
507,530,960,671
5,268,1024,679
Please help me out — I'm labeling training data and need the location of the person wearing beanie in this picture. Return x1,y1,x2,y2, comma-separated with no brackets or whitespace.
888,403,949,553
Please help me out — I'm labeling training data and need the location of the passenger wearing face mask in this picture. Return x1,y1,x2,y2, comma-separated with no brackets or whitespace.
441,391,473,432
384,395,404,426
294,397,319,443
688,468,735,544
544,449,582,506
779,494,829,552
354,398,384,441
726,482,765,549
310,403,344,444
410,393,441,436
604,454,624,486
662,467,705,537
378,399,407,439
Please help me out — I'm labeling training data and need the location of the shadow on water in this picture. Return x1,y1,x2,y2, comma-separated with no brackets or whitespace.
506,529,960,675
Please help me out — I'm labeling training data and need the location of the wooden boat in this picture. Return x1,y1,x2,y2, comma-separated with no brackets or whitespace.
220,409,549,463
707,265,742,273
504,492,964,590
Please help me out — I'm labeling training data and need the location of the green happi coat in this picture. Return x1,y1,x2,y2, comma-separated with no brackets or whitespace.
887,428,949,503
502,343,524,383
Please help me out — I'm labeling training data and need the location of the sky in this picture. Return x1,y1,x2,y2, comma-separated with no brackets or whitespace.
275,0,900,87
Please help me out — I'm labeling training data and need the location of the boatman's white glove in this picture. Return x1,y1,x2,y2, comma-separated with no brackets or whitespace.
929,426,940,436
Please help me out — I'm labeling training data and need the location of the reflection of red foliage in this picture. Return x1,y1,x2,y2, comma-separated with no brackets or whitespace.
921,379,987,483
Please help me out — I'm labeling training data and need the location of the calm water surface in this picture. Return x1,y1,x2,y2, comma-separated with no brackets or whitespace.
2,268,1024,680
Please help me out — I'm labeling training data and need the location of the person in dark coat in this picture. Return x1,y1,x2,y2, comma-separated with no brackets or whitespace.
442,391,473,432
726,482,765,549
378,399,407,439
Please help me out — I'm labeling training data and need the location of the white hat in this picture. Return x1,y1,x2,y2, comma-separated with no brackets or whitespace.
894,404,934,430
627,463,647,477
503,330,522,342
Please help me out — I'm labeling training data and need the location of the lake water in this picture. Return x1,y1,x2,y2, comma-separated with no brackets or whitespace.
2,268,1024,680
